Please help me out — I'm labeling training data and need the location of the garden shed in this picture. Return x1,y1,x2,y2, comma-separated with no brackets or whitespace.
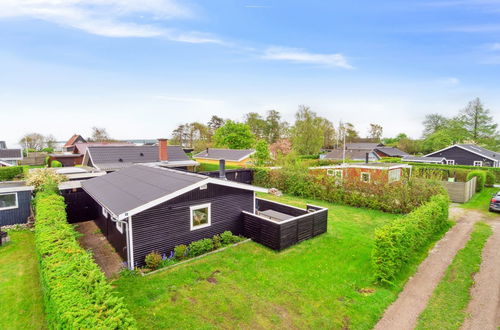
310,163,412,184
0,182,33,226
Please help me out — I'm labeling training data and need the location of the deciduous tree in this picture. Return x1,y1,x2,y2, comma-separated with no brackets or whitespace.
290,105,324,155
213,120,255,149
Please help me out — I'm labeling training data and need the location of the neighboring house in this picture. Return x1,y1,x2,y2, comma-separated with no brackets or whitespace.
82,139,198,172
373,147,409,158
63,134,87,152
0,148,23,166
0,182,33,226
193,148,255,167
310,163,410,184
402,155,447,164
323,149,380,162
425,144,500,167
49,142,133,167
345,142,384,150
0,141,6,149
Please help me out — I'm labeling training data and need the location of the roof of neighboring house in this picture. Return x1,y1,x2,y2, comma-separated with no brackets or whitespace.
193,148,255,162
74,142,134,155
402,156,446,163
426,144,500,162
324,149,380,160
345,143,384,150
0,141,6,149
64,134,86,148
374,147,409,157
82,164,267,219
49,153,83,158
84,145,197,171
0,149,23,160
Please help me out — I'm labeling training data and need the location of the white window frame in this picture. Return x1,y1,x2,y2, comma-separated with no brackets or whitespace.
361,172,371,183
447,160,455,165
326,169,335,176
102,207,108,218
388,169,401,183
190,203,211,231
473,161,483,167
0,192,18,211
115,220,124,234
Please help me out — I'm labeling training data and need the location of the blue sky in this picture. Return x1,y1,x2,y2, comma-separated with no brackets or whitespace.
1,0,500,146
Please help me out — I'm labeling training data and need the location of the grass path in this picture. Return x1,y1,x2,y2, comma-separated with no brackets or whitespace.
416,222,492,330
0,230,46,329
114,194,437,329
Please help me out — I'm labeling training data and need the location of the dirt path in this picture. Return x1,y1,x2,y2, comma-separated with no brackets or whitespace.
374,208,484,330
462,219,500,330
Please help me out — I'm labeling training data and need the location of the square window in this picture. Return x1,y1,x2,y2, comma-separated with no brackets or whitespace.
190,203,211,230
326,169,334,176
388,169,401,183
447,160,455,165
473,161,483,167
0,193,17,210
361,172,370,183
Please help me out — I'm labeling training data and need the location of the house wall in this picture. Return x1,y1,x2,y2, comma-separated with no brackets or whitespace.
427,146,496,166
194,157,252,167
0,190,32,226
131,183,254,267
60,188,99,223
93,200,128,260
49,155,84,167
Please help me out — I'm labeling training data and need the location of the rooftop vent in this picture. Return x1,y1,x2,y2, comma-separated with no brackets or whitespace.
140,153,144,156
118,158,123,162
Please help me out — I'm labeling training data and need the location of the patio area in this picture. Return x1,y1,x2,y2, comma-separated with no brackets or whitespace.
74,220,124,278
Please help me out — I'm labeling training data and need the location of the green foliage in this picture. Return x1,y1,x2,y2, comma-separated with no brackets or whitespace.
372,193,450,283
0,166,24,181
212,234,222,249
41,147,54,153
188,238,214,258
145,251,162,270
50,160,62,167
422,130,454,153
290,106,324,155
26,168,65,191
485,171,495,186
213,120,255,149
253,140,270,166
159,258,176,268
467,170,486,192
174,244,188,260
34,191,135,329
220,231,244,245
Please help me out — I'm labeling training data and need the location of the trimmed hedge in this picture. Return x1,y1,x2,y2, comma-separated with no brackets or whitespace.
34,191,135,329
0,166,24,181
372,193,449,284
485,171,495,186
50,160,62,168
466,170,486,192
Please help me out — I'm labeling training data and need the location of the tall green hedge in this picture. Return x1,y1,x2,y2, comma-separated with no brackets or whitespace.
34,191,135,329
0,166,24,181
372,193,449,284
466,170,486,192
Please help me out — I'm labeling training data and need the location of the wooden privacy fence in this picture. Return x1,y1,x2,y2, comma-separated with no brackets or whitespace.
440,176,477,203
200,169,253,184
242,198,328,251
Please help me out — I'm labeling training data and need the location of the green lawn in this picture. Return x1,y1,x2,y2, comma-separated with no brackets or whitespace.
196,162,242,172
0,230,46,329
416,222,492,330
114,194,438,329
460,187,498,213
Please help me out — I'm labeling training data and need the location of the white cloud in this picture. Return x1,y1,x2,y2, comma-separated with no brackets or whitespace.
0,0,222,43
491,42,500,50
263,47,353,69
437,77,460,85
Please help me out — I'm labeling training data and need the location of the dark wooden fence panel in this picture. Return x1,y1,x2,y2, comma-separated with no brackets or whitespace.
256,198,307,217
200,169,253,184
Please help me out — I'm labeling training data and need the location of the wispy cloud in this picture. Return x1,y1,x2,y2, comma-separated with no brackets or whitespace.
437,77,460,85
491,42,500,50
263,47,353,69
0,0,222,43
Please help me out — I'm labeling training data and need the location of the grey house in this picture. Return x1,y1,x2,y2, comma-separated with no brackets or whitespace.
0,182,33,226
425,144,500,167
0,148,23,167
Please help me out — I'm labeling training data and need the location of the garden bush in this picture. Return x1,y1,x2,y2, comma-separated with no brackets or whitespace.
188,238,214,258
220,231,244,245
50,160,62,167
174,244,188,260
0,166,24,181
467,170,486,192
145,251,162,270
34,191,135,329
26,168,65,191
372,193,449,284
212,234,222,249
485,171,495,186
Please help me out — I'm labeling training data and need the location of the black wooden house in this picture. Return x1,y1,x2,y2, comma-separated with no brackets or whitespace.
425,144,500,167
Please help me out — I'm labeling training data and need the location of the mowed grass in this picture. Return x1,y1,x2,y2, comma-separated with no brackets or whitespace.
460,187,498,213
0,230,46,329
114,194,439,329
416,222,492,330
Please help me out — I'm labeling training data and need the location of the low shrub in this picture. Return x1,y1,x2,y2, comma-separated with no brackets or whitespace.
220,231,244,245
485,171,495,186
0,166,24,181
26,168,65,191
174,244,188,260
34,191,135,328
50,160,62,168
188,238,214,258
159,258,176,268
372,193,450,284
145,251,162,270
212,234,222,249
467,170,486,192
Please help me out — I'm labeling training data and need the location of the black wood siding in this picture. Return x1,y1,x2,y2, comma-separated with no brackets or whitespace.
131,184,253,267
428,146,496,166
0,190,32,226
93,200,127,260
61,188,99,223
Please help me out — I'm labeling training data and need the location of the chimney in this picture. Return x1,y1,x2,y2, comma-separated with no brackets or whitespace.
219,159,226,180
158,138,168,162
365,152,369,164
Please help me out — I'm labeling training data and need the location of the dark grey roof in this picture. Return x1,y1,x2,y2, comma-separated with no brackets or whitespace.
194,148,255,161
345,143,383,150
457,144,500,160
87,145,190,170
0,149,22,159
82,165,207,216
374,147,409,157
324,149,380,160
402,156,445,162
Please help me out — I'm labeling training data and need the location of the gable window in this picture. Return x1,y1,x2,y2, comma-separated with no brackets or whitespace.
0,193,18,210
361,172,371,183
447,160,455,165
190,203,211,230
388,169,401,183
473,161,483,167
